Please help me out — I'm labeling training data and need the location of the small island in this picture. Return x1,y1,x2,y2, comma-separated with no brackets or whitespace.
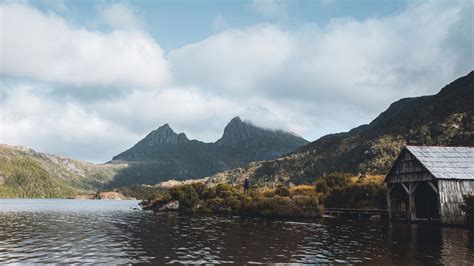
140,173,387,219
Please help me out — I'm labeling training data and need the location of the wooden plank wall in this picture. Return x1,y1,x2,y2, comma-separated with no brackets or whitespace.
387,150,433,183
438,180,474,225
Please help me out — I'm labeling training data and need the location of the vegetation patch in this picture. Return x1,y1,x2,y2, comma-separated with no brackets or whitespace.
141,173,388,219
141,183,322,219
318,173,386,209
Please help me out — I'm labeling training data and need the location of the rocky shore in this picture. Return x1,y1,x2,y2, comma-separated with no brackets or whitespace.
72,191,135,200
140,182,322,219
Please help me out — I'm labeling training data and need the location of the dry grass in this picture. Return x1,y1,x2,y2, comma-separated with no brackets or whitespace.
289,185,317,197
349,174,385,185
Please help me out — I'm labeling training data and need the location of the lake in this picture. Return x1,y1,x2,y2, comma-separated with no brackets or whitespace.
0,199,473,264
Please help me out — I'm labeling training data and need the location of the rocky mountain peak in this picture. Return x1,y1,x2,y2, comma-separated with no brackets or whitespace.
146,124,179,145
217,117,257,147
229,116,243,123
111,116,309,182
177,133,190,144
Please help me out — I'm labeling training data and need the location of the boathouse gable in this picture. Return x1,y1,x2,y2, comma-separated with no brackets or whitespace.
386,146,474,225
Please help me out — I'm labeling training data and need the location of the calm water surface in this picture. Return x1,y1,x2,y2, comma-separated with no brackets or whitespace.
0,199,473,264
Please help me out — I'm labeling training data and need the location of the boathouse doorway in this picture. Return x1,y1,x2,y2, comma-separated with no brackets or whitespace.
414,182,440,220
389,183,408,220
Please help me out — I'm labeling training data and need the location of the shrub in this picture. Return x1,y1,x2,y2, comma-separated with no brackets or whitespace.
144,182,323,218
292,195,321,217
141,194,172,210
224,196,242,213
249,195,297,217
200,186,217,200
323,182,386,209
192,182,207,196
290,185,317,197
169,185,199,210
216,183,235,199
262,189,276,198
206,197,225,212
274,186,290,197
315,173,351,193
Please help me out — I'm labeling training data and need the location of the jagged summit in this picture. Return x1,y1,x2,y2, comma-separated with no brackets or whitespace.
217,117,257,147
230,116,242,122
110,117,309,185
146,124,179,145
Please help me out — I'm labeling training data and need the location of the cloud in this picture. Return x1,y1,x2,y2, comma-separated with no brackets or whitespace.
170,0,472,114
0,83,139,162
0,3,170,89
251,0,288,20
0,81,318,162
169,24,294,94
0,1,472,163
100,3,143,30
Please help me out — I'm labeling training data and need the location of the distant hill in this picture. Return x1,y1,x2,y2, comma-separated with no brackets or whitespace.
208,71,474,185
0,118,307,197
0,145,123,198
109,117,309,187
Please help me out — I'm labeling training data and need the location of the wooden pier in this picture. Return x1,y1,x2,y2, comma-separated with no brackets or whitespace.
324,208,389,219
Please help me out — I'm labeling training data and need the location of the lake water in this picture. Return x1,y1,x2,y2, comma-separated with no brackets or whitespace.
0,199,473,264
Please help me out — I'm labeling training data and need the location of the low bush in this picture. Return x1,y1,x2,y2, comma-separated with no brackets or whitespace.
315,173,351,194
274,186,290,197
323,182,386,209
215,183,235,199
143,183,322,218
169,185,199,210
289,185,317,197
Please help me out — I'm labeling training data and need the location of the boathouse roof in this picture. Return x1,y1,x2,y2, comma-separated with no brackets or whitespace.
404,146,474,180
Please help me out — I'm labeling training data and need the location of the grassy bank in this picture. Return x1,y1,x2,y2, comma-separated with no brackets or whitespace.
142,183,322,218
141,173,387,218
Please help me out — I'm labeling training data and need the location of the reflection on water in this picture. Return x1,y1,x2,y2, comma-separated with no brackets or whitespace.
0,199,473,264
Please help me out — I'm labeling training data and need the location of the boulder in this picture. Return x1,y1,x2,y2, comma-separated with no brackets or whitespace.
158,200,180,211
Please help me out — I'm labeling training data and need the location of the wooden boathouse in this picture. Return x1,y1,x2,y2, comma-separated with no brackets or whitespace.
385,146,474,225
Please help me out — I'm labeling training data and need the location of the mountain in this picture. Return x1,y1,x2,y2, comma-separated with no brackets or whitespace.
109,117,309,186
208,71,474,185
0,118,307,197
0,144,124,198
3,71,471,197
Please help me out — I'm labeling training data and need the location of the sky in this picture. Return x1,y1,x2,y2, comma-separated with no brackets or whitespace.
0,0,473,163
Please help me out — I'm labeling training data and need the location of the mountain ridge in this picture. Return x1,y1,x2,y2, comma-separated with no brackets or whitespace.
108,117,309,187
1,72,472,197
0,144,124,198
206,71,474,186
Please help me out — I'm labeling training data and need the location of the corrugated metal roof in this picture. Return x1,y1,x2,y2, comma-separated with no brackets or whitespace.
406,146,474,180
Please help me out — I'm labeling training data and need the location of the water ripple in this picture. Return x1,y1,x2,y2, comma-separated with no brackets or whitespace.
0,199,474,264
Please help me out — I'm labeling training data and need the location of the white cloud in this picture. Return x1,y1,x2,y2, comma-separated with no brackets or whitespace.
169,24,294,94
0,3,170,89
0,1,472,163
100,3,143,30
0,83,139,162
251,0,288,20
96,87,245,141
170,0,472,115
